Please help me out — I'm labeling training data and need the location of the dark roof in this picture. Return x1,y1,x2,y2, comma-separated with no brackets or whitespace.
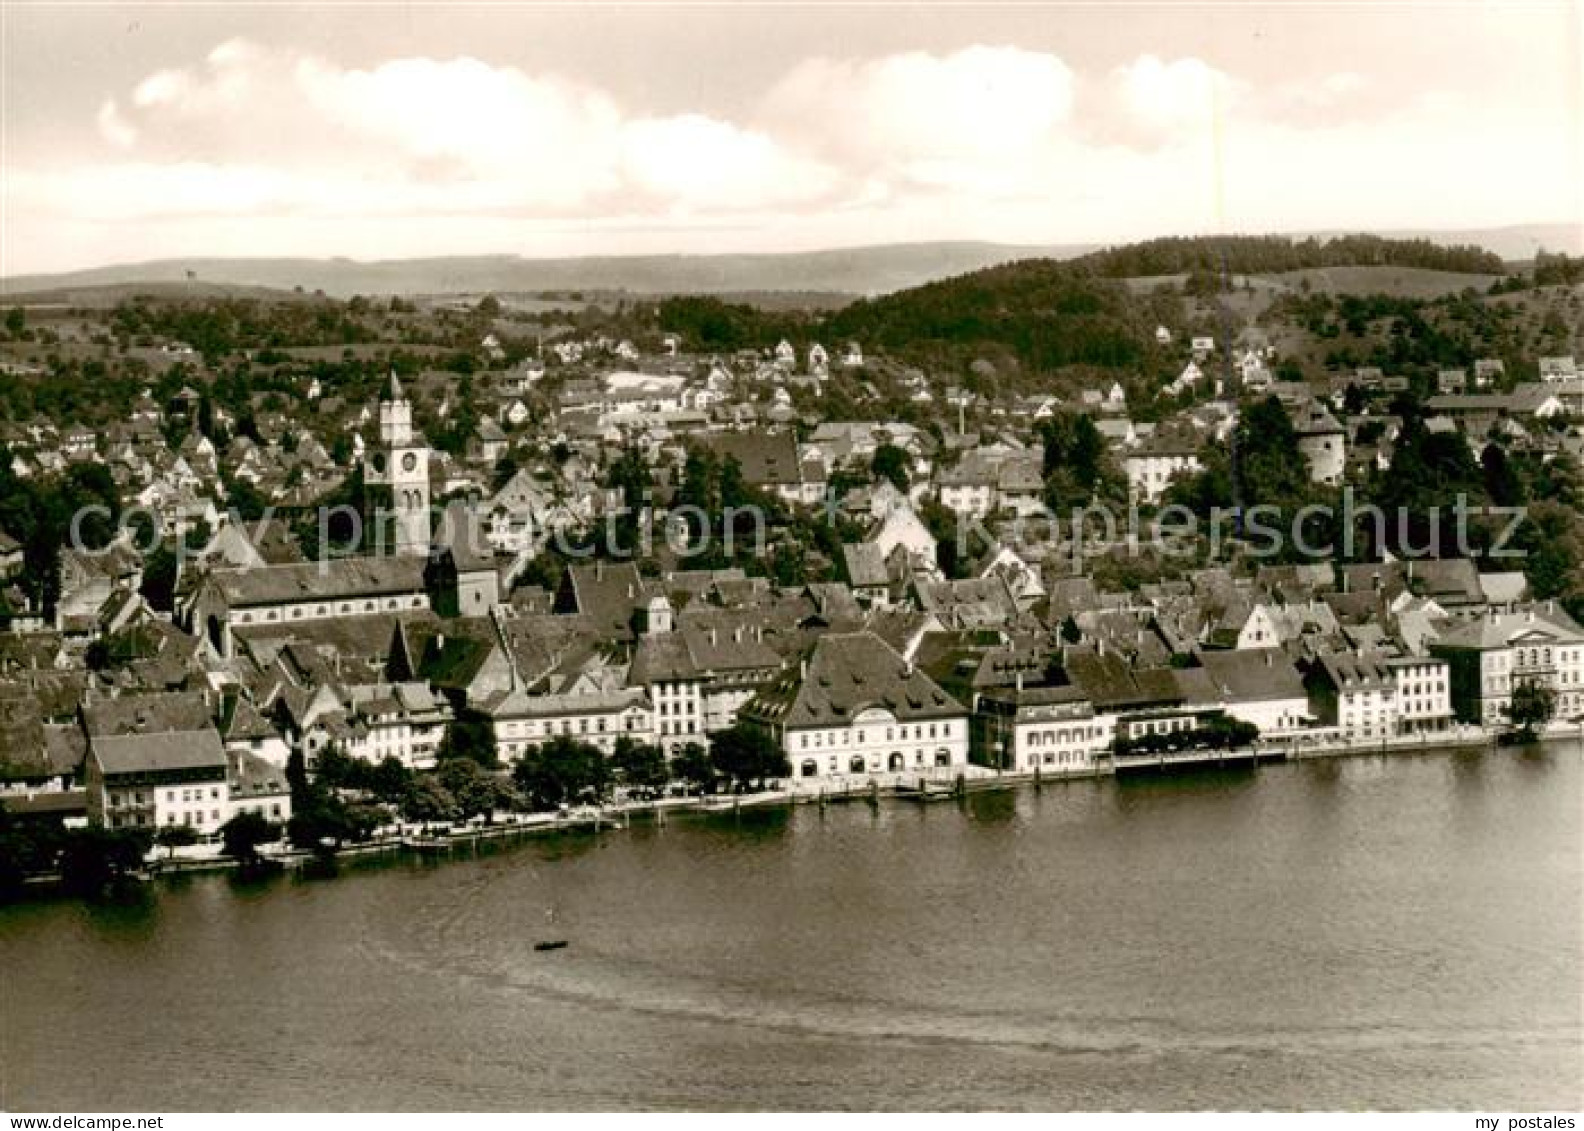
698,430,805,487
743,631,964,729
1195,648,1305,703
210,556,426,607
92,728,227,775
563,561,649,637
83,691,213,738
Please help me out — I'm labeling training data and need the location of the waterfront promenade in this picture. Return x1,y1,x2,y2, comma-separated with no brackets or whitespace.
122,722,1584,881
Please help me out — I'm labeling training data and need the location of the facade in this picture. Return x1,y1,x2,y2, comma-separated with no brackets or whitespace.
1306,653,1398,740
971,683,1111,773
1430,604,1584,725
364,373,432,556
1386,656,1454,735
740,632,969,779
484,686,655,761
86,728,230,832
1124,432,1202,504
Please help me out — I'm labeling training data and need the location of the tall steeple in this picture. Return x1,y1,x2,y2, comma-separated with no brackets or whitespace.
367,369,429,555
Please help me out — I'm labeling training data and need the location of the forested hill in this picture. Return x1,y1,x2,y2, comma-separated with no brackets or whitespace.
1071,234,1507,278
821,259,1171,373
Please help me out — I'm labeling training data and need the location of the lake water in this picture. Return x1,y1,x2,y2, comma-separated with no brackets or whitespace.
3,743,1581,1111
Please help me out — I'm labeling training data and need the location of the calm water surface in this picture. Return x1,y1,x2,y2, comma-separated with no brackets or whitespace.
3,744,1581,1111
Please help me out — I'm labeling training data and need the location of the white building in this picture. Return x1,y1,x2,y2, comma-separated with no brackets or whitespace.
1308,653,1399,740
1431,604,1584,726
484,686,654,762
1386,656,1454,735
741,632,969,779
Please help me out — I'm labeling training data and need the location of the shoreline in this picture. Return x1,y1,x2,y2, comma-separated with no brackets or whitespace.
11,727,1581,899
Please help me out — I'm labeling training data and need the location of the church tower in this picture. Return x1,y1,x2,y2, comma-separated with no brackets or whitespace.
366,372,430,556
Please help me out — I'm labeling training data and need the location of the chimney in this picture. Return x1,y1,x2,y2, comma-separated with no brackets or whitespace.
799,658,808,682
436,633,445,652
1015,671,1024,692
709,626,717,646
734,625,743,644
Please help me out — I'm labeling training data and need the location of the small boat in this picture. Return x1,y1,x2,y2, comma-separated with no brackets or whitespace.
534,940,569,952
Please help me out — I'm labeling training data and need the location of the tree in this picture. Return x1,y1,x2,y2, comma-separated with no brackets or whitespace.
708,724,790,792
401,776,458,824
610,737,670,795
1505,681,1557,743
4,307,24,338
220,811,278,866
154,824,199,859
437,757,520,820
671,742,716,794
511,736,610,810
436,709,500,769
870,443,911,492
58,827,151,897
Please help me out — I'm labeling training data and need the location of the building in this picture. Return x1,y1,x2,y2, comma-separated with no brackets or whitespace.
1124,428,1203,504
1292,399,1347,486
1386,656,1454,735
1305,652,1398,740
364,373,432,556
86,728,229,832
1429,603,1584,726
741,632,969,779
484,685,654,761
191,557,429,659
1196,648,1309,736
972,682,1110,773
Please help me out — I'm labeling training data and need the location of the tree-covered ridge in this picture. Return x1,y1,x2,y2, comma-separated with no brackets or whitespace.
822,259,1167,373
1073,234,1507,278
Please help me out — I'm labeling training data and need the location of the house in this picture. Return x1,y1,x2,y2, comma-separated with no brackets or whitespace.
1291,399,1347,485
1196,648,1308,736
740,631,969,779
1537,356,1577,382
972,683,1109,774
697,430,820,507
864,505,938,576
483,685,654,761
1429,602,1584,725
472,418,508,464
1124,426,1202,504
86,729,230,832
1304,652,1398,740
1386,656,1454,736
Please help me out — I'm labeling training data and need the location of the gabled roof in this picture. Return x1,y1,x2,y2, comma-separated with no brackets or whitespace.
744,631,964,729
83,690,213,737
1196,648,1305,703
210,556,426,607
92,728,227,776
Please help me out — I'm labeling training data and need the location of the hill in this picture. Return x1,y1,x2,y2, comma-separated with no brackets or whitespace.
0,242,1088,302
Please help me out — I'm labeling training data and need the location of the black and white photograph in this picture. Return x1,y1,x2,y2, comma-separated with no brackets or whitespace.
0,0,1581,1119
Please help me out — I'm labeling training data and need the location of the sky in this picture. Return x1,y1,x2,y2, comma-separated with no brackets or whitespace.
2,1,1581,275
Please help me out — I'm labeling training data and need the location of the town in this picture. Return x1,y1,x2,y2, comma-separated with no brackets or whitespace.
1,234,1582,892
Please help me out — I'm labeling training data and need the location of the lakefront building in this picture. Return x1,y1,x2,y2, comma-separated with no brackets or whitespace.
740,631,969,779
1430,603,1584,725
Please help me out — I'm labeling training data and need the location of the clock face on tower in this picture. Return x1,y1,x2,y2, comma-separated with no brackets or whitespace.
401,452,418,473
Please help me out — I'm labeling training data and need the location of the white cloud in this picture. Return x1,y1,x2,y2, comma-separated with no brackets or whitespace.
762,46,1075,180
4,39,1578,274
